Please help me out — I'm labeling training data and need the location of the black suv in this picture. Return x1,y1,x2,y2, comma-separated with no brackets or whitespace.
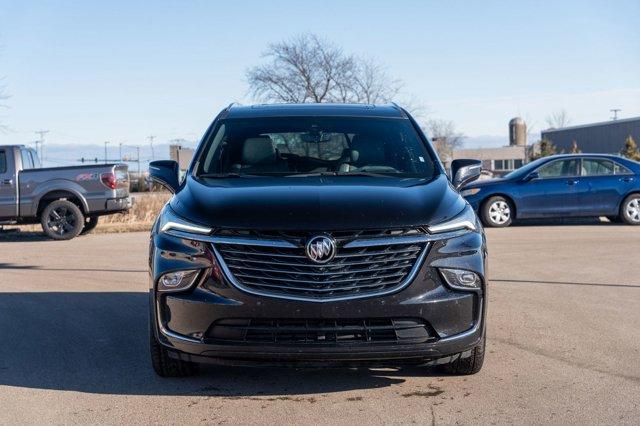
148,103,486,376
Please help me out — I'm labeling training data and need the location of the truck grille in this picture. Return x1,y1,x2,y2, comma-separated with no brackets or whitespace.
213,229,428,301
207,318,436,345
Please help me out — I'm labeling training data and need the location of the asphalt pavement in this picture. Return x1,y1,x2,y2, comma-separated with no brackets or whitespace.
0,225,638,425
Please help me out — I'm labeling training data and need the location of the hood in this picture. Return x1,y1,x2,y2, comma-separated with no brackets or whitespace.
170,174,466,231
464,177,505,189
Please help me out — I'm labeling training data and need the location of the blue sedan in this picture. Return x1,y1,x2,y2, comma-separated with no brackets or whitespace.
462,154,640,227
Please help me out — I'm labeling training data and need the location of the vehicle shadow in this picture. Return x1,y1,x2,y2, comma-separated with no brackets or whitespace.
0,292,445,397
0,230,49,242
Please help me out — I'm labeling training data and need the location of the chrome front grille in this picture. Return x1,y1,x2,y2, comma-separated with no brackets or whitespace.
213,229,429,301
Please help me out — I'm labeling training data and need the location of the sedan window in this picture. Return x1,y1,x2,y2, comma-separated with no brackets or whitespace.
614,162,633,175
536,159,579,178
0,150,6,174
581,159,614,176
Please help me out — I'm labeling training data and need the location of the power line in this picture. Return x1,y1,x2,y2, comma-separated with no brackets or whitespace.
35,129,49,162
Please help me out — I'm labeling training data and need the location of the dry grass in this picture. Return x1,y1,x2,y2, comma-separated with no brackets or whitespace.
2,192,171,236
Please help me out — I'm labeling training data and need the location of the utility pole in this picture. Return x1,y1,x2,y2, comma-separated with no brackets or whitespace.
104,141,110,163
35,130,49,164
610,109,621,120
147,135,156,161
118,142,123,162
136,146,141,175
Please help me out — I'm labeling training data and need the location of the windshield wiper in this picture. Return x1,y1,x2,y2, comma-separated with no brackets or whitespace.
198,173,254,178
284,172,337,178
334,171,396,178
284,171,398,178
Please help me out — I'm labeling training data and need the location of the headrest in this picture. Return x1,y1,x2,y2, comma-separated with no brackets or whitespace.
350,134,385,166
242,137,276,165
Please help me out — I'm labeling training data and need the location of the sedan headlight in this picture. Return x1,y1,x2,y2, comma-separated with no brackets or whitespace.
158,205,212,235
427,204,478,234
460,188,481,197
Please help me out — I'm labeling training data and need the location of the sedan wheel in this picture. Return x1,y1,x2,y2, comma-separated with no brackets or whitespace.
482,196,513,227
621,194,640,225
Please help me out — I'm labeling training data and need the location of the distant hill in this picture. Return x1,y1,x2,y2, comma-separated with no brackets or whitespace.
36,142,197,170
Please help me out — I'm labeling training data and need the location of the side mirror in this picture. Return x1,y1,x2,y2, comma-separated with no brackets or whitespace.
524,171,539,182
149,160,180,193
451,159,482,189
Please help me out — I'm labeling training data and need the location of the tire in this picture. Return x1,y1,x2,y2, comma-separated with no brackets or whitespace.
481,196,513,227
149,319,198,377
40,199,85,240
620,193,640,225
80,216,99,235
442,336,485,375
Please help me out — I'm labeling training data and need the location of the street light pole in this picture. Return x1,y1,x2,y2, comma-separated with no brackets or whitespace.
104,141,109,164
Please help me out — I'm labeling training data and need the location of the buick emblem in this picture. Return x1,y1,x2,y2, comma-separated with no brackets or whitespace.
305,236,336,264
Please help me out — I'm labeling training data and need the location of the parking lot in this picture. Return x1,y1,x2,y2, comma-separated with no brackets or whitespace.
1,225,639,425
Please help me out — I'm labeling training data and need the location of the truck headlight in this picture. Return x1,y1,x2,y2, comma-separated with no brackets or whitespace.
427,204,478,234
158,270,200,292
439,268,482,291
158,205,212,235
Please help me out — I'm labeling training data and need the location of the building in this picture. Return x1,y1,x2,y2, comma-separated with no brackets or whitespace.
541,116,640,154
450,117,530,177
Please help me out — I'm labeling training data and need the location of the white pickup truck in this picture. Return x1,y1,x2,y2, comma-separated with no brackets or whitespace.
0,145,131,240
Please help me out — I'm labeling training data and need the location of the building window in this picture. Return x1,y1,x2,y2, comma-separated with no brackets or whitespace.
494,160,504,170
514,159,523,169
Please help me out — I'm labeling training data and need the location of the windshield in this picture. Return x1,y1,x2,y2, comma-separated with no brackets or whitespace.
196,117,436,178
503,157,548,179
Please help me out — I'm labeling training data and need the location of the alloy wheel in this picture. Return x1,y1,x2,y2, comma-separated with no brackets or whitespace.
46,206,77,236
626,198,640,223
489,200,511,225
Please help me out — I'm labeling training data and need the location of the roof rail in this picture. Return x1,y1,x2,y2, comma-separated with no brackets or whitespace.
390,102,409,118
218,102,240,119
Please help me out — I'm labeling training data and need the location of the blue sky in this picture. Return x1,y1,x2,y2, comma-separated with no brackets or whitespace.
0,0,639,161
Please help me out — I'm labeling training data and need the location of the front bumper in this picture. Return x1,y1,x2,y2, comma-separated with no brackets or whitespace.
150,228,487,366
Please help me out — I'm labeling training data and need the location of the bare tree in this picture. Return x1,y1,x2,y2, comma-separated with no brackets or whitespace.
247,34,402,104
424,119,465,160
545,109,570,129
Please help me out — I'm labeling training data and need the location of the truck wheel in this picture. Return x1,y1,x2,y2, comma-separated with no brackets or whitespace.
441,336,485,375
40,199,85,240
149,324,198,377
620,194,640,225
481,196,513,227
81,216,99,235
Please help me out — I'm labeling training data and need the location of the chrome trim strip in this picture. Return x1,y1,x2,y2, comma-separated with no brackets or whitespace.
166,229,471,248
344,234,430,248
156,299,201,343
164,229,298,248
437,299,483,343
211,243,430,303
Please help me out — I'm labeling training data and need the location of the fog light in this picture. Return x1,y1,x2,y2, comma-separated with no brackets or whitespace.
440,268,481,290
158,270,200,292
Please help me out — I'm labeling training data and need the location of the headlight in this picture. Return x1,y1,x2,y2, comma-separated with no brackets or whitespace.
439,268,482,291
158,205,212,235
460,188,481,197
427,204,478,234
158,270,201,292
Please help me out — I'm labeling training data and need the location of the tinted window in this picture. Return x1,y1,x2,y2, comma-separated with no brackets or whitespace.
198,117,436,178
537,159,579,178
0,150,6,174
581,159,614,176
30,149,41,168
614,162,632,175
20,149,34,170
